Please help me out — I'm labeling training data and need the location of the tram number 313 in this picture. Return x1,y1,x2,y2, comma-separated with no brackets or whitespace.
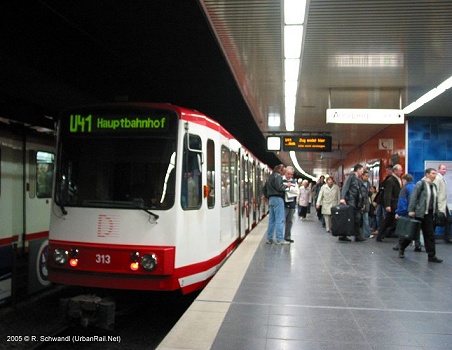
96,254,111,264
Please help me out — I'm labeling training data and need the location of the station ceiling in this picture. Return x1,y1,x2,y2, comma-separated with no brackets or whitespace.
1,1,452,175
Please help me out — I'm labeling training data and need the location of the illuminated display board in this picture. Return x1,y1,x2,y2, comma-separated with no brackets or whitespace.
61,108,177,135
283,136,332,152
266,136,282,151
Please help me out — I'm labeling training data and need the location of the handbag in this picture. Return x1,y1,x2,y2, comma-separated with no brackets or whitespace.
395,216,420,240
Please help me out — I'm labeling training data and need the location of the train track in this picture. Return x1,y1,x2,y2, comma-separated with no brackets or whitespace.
2,286,200,350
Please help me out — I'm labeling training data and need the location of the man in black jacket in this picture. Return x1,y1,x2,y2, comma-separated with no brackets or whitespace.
375,164,393,232
340,164,366,242
376,164,403,242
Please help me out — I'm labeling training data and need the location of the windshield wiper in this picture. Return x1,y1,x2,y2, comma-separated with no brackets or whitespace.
59,202,68,215
140,208,159,221
82,199,159,221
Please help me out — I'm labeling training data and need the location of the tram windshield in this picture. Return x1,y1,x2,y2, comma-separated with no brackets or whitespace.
54,106,178,210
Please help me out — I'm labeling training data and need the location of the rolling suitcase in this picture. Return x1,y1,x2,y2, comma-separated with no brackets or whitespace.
395,216,420,240
331,204,355,236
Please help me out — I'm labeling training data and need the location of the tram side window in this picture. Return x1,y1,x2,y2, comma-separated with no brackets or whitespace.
181,134,202,209
36,151,55,198
221,146,230,207
207,139,215,208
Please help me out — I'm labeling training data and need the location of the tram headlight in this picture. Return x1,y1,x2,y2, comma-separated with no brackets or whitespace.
53,249,69,265
140,254,157,271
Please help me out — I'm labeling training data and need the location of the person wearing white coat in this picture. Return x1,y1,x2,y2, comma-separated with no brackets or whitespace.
316,177,341,232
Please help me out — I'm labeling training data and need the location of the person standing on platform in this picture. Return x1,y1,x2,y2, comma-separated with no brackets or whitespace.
265,164,291,245
283,166,298,243
340,164,366,242
297,180,311,220
392,174,422,252
376,164,403,242
369,185,378,235
361,170,372,239
375,164,393,233
316,176,341,233
434,164,451,243
398,168,444,263
313,176,325,225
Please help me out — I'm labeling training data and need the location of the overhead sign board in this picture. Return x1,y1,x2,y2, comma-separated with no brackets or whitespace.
326,109,404,124
283,136,332,152
266,136,282,151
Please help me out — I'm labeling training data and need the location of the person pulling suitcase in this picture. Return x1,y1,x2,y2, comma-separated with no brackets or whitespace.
339,164,367,242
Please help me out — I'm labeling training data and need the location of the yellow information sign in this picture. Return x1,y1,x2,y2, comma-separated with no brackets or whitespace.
283,136,332,152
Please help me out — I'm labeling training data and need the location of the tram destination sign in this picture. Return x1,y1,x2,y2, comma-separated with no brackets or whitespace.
66,113,173,134
283,136,332,152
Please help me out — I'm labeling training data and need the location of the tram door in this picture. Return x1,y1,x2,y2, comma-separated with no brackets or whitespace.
230,151,240,239
25,149,53,295
250,161,256,227
256,166,263,221
238,150,247,238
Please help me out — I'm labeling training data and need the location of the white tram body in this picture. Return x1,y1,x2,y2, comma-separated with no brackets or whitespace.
48,103,270,294
0,125,54,304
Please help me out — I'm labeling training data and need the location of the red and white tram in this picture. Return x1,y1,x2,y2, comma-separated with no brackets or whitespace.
0,123,54,304
48,103,270,294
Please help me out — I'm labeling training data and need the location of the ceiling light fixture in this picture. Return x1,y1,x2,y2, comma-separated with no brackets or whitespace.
289,151,317,181
283,0,306,132
403,75,452,114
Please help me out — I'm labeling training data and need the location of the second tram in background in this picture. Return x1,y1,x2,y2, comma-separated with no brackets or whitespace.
0,123,54,305
48,103,270,294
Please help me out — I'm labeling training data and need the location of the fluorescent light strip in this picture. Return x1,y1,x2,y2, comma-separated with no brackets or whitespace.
284,0,306,24
284,0,310,178
284,26,303,59
403,75,452,114
290,151,317,181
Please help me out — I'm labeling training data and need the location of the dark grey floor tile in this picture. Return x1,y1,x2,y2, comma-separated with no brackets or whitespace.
211,334,266,350
319,342,373,350
216,320,268,339
268,314,313,327
267,325,315,341
364,331,422,347
210,215,452,349
266,338,323,350
411,332,452,348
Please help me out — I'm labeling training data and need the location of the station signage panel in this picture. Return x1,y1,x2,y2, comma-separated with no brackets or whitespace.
283,136,332,152
266,136,282,151
326,109,404,124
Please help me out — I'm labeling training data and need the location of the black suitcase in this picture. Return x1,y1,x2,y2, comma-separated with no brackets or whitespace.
331,204,355,236
395,216,421,240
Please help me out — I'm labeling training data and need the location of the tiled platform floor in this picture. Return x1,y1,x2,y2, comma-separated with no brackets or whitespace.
158,212,452,350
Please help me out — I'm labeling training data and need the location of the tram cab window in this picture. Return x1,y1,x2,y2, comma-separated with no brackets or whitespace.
181,134,202,209
36,151,55,198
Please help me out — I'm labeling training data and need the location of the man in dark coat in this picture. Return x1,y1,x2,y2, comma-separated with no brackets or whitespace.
376,164,403,241
339,163,366,242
